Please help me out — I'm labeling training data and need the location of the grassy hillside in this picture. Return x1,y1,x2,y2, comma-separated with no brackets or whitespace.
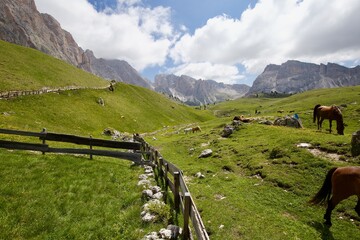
0,40,109,91
0,41,214,239
0,82,213,136
145,86,360,239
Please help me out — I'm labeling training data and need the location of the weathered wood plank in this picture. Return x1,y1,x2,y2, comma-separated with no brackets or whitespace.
47,148,142,162
0,140,48,152
41,133,141,150
0,128,43,137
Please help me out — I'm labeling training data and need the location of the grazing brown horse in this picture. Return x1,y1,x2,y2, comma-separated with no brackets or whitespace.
192,126,201,133
313,104,344,135
309,166,360,226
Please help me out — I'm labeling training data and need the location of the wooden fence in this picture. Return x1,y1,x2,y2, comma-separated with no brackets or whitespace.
0,128,152,165
135,135,210,240
0,128,209,239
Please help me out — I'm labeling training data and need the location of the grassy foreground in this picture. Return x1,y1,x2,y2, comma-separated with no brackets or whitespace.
145,86,360,239
0,150,166,239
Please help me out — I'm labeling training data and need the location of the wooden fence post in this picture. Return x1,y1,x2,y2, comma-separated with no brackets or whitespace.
183,192,191,240
41,128,47,155
89,135,93,160
164,162,168,203
174,171,180,213
158,157,164,181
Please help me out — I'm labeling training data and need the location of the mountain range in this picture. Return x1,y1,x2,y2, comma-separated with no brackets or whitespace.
1,0,359,104
247,60,360,95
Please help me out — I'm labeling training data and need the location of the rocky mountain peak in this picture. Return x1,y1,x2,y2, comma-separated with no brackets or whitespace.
0,0,151,89
154,74,250,105
247,60,360,95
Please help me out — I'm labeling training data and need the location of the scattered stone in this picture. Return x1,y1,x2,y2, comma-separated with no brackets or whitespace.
296,143,312,148
258,120,273,125
221,125,234,138
144,166,154,174
167,225,182,239
195,172,205,178
97,97,105,106
139,174,149,180
142,189,153,200
138,179,151,187
141,212,156,222
142,231,158,240
151,186,162,194
274,116,303,128
142,225,182,240
198,149,213,158
159,228,172,239
214,194,226,200
152,192,163,200
103,127,121,139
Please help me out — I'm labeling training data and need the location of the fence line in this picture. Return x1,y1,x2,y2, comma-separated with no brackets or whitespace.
0,128,151,165
135,135,210,240
0,85,111,99
0,128,209,239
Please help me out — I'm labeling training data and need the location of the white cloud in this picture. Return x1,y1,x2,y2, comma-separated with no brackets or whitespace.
34,0,360,84
170,0,360,83
34,0,175,71
170,62,244,84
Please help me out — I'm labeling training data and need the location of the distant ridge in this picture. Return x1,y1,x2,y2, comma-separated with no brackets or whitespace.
247,60,360,95
154,74,250,105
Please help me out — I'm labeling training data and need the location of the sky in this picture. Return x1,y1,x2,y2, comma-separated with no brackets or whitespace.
34,0,360,86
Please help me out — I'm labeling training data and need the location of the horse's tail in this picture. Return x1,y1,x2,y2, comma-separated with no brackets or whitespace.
309,167,337,205
313,104,321,123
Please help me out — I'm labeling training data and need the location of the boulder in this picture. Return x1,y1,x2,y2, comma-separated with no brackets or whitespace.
351,130,360,157
199,149,213,158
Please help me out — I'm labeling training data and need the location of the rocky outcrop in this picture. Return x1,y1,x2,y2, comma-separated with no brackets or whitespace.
247,60,360,95
154,74,250,105
0,0,151,89
82,50,152,88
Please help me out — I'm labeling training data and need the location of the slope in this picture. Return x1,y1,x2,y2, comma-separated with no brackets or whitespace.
0,40,109,91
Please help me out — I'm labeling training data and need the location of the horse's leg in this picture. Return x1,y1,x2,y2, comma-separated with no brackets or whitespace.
324,193,344,226
319,117,324,131
355,197,360,216
329,120,332,133
324,199,334,226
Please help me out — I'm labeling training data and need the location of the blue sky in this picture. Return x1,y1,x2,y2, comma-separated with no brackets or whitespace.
34,0,360,86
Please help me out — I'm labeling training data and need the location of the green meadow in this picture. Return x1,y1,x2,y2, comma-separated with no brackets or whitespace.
1,40,360,239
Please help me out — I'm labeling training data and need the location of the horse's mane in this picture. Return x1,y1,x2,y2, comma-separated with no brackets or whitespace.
331,105,343,119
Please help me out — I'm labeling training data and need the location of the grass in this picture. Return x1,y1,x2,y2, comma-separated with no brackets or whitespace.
0,150,168,240
0,82,213,136
145,86,360,239
0,40,109,91
1,41,360,239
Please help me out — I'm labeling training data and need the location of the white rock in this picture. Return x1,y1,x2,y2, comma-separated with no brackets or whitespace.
198,149,213,158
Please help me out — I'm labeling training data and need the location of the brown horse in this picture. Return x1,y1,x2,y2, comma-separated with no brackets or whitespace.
309,166,360,226
192,126,201,133
313,104,344,135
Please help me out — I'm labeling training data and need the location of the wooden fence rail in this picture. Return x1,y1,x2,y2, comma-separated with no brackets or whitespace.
0,128,151,165
135,136,210,240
